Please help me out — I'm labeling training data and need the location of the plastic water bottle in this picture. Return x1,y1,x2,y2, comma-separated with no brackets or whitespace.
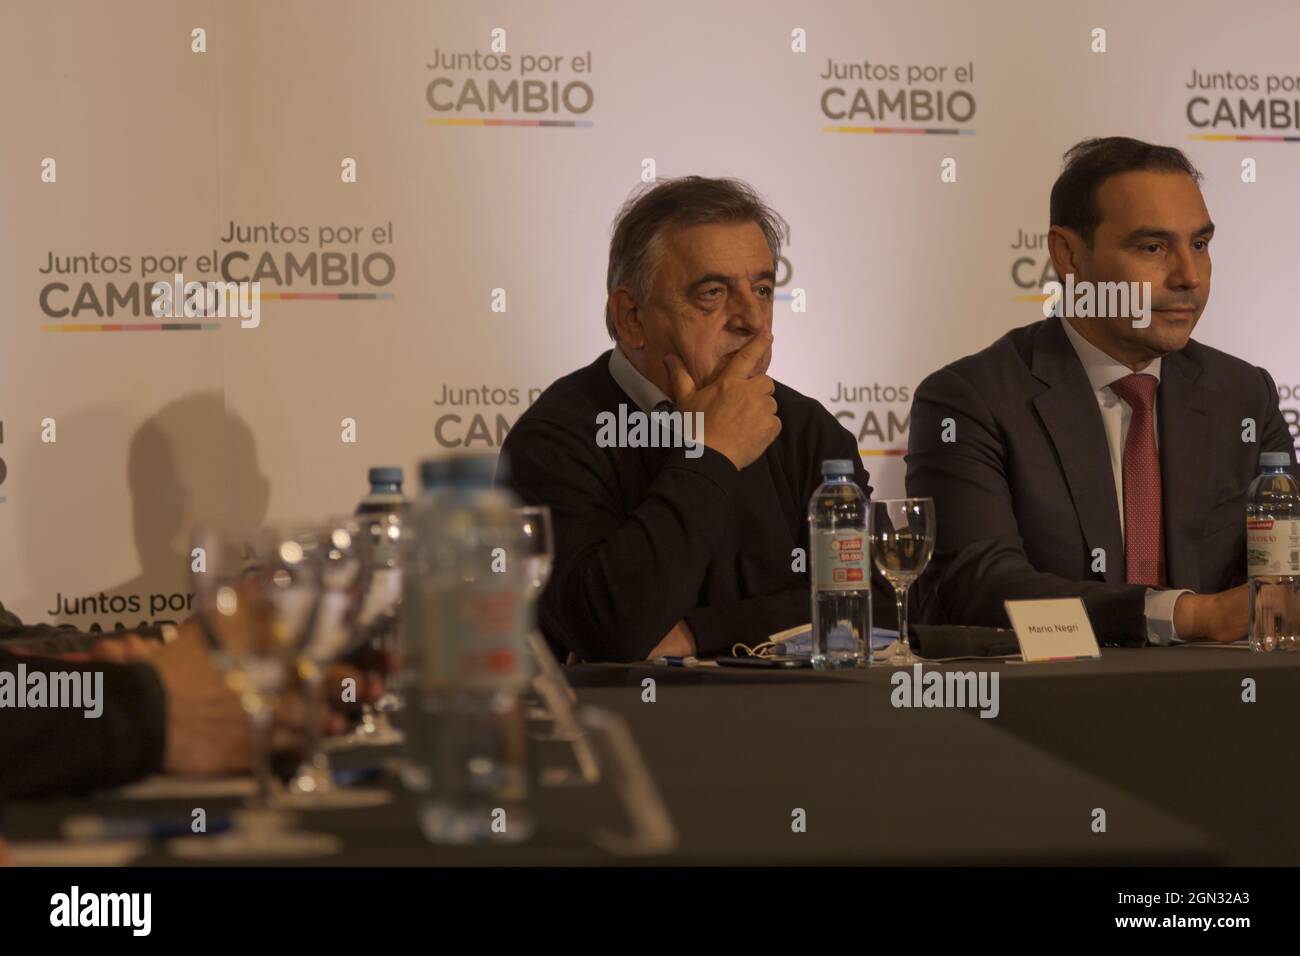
348,469,411,748
413,455,535,844
1246,451,1300,652
808,459,871,669
356,466,408,516
395,458,452,790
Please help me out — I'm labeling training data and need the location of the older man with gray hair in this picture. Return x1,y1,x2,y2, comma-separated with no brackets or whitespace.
502,176,894,663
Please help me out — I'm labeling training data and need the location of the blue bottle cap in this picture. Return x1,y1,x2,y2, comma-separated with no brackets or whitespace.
1260,452,1292,468
821,459,854,476
368,466,404,486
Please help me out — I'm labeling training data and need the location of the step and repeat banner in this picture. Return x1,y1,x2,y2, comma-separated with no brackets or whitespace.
2,0,1298,632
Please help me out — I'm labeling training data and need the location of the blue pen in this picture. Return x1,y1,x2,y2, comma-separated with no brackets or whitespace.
332,766,385,786
655,655,700,667
63,814,235,841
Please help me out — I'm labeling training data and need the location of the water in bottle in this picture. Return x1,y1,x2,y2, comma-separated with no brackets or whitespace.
347,468,410,748
808,459,871,669
413,454,536,844
395,458,452,789
1247,451,1300,652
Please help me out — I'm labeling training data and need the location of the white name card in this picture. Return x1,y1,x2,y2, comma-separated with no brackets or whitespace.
1003,598,1101,662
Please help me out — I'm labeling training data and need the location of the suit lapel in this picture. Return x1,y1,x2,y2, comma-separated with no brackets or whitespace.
1030,319,1126,583
1158,349,1215,591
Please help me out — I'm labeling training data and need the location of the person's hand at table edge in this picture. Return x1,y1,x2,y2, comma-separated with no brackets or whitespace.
148,619,381,776
646,619,697,660
1172,584,1248,643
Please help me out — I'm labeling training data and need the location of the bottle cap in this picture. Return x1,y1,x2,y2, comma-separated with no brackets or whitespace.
368,466,403,486
1260,452,1292,468
418,458,452,489
821,459,854,476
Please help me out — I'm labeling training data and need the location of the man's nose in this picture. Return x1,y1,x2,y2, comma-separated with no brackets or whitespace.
730,288,772,333
1167,243,1203,291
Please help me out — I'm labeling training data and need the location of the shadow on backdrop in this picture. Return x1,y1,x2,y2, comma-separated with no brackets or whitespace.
18,391,268,631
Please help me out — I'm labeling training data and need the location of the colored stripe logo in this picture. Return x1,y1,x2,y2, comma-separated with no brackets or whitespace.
823,126,975,135
429,117,593,128
42,322,222,332
258,292,395,301
1189,133,1300,143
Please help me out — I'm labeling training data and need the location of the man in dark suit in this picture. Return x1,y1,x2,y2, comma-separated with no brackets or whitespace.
502,176,894,663
907,137,1292,646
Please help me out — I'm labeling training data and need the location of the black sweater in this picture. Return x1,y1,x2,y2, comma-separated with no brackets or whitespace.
501,350,896,662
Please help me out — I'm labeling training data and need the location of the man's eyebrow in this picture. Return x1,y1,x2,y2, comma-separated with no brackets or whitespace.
686,270,776,291
1121,222,1216,243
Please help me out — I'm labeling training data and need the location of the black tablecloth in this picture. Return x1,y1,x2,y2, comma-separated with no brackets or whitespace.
4,646,1297,865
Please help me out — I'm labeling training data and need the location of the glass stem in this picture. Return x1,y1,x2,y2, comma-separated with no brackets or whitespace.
250,704,274,807
303,665,324,772
896,583,910,658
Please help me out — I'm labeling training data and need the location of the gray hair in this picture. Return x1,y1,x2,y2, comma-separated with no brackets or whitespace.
604,176,789,339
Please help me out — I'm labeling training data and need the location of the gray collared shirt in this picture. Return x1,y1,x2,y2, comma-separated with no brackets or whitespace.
608,344,673,414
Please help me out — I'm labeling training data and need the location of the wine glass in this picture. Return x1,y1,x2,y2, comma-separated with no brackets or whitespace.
169,529,340,860
333,512,406,747
870,498,936,666
513,506,574,718
268,519,391,809
516,506,554,600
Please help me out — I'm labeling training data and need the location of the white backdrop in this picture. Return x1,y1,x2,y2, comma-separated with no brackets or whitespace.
2,0,1298,630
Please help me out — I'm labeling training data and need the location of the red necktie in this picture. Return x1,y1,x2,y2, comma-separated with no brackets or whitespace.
1109,373,1166,586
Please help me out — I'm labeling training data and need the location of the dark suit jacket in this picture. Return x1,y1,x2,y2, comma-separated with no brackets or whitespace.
905,317,1294,646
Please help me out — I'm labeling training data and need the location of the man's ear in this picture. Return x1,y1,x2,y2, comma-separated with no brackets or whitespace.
609,287,646,349
1047,226,1086,283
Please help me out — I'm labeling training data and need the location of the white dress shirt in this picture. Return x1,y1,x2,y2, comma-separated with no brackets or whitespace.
1060,319,1188,644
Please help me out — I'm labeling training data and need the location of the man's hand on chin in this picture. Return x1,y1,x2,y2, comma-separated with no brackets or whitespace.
646,620,697,660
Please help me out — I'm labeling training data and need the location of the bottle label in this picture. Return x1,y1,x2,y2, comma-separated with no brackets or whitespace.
1247,518,1300,576
420,587,529,691
814,529,869,590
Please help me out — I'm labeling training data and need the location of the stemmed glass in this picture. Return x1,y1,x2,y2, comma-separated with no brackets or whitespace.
517,506,555,600
266,519,391,809
514,506,574,722
512,506,595,788
870,498,936,666
332,512,405,747
170,529,340,860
